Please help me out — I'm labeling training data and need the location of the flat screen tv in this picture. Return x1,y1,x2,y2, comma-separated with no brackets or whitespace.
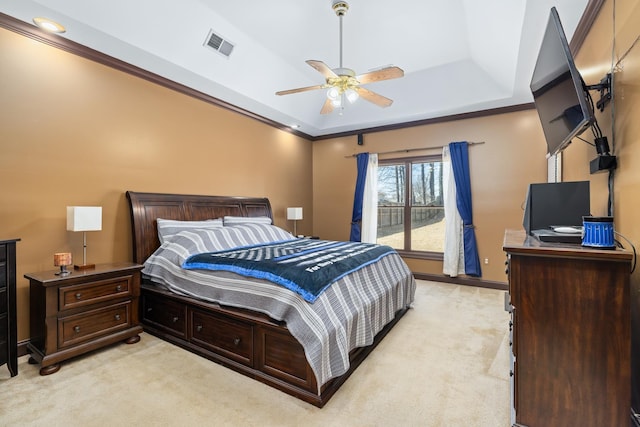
530,7,594,158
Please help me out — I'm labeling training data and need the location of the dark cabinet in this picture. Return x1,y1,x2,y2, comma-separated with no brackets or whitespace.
0,239,19,377
504,230,631,426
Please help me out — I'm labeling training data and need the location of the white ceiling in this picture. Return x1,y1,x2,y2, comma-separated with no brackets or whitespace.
1,0,590,138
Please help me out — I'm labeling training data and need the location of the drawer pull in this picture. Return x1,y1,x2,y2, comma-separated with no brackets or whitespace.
75,293,82,300
233,337,241,347
172,316,179,323
196,325,203,332
74,326,80,333
114,314,121,321
116,285,122,292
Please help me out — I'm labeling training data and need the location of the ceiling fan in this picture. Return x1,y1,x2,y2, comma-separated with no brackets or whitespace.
275,1,404,115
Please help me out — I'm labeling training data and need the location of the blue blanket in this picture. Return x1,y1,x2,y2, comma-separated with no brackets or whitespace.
182,239,396,303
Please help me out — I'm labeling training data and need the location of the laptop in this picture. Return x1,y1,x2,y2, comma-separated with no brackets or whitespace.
532,226,583,244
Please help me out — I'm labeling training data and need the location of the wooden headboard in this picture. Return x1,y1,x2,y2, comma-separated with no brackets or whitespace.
126,191,273,263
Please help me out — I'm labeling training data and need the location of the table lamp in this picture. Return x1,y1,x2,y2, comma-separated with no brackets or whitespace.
287,207,303,236
67,206,102,270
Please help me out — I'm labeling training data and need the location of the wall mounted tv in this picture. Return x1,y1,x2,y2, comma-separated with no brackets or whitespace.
530,7,594,158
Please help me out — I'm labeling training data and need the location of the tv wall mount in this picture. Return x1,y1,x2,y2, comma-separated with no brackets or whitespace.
583,72,615,174
586,72,612,112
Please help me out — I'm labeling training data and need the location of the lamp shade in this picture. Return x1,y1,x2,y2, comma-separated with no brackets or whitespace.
345,88,359,104
53,252,72,266
287,207,303,221
67,206,102,232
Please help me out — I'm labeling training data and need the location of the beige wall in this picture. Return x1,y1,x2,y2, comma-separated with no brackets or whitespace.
313,110,548,282
563,0,640,283
0,28,313,341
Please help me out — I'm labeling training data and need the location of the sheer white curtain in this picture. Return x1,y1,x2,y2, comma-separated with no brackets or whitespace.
442,146,465,276
361,153,378,244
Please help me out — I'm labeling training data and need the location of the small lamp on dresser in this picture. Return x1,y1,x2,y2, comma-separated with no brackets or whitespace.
66,206,102,270
287,207,303,237
53,252,72,276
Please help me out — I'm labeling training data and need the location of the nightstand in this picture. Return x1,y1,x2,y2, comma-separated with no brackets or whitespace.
25,262,143,375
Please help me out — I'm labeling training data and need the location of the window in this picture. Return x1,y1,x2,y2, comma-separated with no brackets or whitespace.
377,155,444,257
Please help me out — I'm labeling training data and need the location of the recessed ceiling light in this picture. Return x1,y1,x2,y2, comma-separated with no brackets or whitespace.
33,17,66,34
291,124,300,129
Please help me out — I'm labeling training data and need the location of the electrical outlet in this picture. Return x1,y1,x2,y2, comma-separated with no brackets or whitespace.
484,258,489,265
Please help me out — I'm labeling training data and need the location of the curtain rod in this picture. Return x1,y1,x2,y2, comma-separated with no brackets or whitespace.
344,141,485,158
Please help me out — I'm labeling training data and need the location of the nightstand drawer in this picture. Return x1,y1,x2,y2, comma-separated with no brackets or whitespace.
190,308,253,366
142,294,187,338
58,301,131,348
59,275,133,311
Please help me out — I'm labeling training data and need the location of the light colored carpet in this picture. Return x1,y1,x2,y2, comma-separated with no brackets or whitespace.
0,280,510,426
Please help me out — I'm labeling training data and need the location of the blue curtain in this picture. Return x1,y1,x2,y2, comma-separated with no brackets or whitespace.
349,153,369,242
449,142,482,277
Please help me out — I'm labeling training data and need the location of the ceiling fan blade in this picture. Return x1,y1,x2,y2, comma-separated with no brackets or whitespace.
276,84,326,96
306,60,338,79
320,98,335,115
355,87,394,108
355,66,404,84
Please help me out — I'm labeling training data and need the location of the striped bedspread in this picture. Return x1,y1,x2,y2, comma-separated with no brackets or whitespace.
142,223,416,390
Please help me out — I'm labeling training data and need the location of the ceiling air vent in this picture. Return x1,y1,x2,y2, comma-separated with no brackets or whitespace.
204,29,234,58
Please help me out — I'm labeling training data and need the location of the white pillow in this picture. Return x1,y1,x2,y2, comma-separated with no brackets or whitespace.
223,216,272,226
157,218,223,244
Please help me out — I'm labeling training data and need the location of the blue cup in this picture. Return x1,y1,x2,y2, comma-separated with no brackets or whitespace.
582,216,615,249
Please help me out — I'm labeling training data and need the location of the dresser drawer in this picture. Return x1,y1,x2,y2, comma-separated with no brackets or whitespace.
0,312,7,349
142,294,187,339
190,308,253,366
0,261,6,288
58,301,131,348
0,338,6,365
59,275,133,311
0,288,6,314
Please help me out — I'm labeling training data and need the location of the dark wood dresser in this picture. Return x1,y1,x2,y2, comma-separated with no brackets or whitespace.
0,239,19,377
25,262,143,375
503,229,631,427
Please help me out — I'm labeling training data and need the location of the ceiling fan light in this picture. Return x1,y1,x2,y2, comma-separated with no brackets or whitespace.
345,89,359,104
331,97,342,107
327,87,340,101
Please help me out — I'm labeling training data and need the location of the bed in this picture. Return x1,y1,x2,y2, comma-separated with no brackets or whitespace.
126,191,416,407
